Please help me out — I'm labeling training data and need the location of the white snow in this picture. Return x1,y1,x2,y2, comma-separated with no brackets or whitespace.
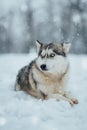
0,53,87,130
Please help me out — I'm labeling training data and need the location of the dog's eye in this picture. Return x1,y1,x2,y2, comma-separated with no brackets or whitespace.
50,53,55,57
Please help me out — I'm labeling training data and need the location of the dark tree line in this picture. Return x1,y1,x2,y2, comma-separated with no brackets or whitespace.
0,0,87,53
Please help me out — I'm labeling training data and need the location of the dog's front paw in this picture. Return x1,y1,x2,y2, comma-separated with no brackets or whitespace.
70,99,79,105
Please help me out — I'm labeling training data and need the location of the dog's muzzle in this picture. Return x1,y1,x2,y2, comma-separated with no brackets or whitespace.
40,64,47,71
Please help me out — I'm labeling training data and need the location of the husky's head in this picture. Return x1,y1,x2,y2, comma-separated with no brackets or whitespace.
36,40,71,74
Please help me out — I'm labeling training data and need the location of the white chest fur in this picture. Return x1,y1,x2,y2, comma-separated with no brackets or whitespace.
32,65,69,95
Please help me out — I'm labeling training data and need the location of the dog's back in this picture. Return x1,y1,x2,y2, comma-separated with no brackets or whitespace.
15,60,48,99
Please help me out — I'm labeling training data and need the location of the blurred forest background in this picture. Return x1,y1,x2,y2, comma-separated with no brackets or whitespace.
0,0,87,54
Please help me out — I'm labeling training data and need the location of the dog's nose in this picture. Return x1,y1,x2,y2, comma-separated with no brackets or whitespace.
40,64,47,71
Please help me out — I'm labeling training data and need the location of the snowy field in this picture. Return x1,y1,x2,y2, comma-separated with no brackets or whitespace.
0,53,87,130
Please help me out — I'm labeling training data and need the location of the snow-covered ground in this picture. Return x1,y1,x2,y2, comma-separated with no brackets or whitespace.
0,53,87,130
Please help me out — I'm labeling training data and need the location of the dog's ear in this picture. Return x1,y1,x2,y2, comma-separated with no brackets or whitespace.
36,40,43,53
62,42,71,53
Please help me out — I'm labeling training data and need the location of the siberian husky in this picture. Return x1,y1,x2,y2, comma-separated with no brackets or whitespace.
15,40,78,105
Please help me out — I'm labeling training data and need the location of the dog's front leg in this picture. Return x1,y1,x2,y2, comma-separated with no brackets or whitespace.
63,91,78,104
46,93,76,105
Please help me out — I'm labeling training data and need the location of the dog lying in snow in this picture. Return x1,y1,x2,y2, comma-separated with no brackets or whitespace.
15,40,78,105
